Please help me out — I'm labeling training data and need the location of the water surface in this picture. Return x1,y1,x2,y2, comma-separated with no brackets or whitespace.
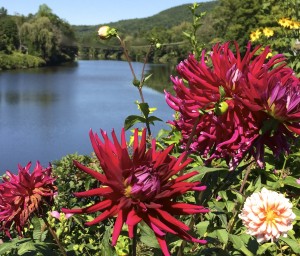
0,60,174,173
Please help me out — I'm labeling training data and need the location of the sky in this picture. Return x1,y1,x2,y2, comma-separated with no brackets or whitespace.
1,0,211,26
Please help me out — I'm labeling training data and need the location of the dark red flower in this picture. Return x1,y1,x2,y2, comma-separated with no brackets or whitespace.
165,42,300,169
62,128,208,255
0,162,57,237
236,47,300,165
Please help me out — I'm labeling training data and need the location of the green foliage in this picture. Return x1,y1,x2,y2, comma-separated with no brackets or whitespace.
0,51,45,70
0,14,19,53
73,2,217,62
0,4,78,70
124,102,162,133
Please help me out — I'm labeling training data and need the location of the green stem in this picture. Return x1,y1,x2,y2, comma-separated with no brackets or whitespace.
239,165,251,194
41,215,67,256
175,115,202,256
181,114,201,164
223,166,251,250
117,35,154,137
131,225,137,256
117,35,137,81
279,155,288,180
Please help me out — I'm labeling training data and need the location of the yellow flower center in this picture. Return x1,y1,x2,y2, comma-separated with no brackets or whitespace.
124,185,132,198
266,210,275,221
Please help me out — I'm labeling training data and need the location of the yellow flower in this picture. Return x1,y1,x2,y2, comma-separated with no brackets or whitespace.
278,18,300,29
250,29,261,42
263,27,274,38
278,18,291,28
239,188,296,243
289,20,300,29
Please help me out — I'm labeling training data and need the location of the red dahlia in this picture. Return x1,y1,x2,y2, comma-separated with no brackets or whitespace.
0,162,57,237
165,42,300,169
62,128,208,255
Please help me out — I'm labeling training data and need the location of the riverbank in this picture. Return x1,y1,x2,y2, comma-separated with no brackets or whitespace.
0,52,46,70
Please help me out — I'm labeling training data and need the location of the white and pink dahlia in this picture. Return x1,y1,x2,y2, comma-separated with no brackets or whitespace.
239,187,296,243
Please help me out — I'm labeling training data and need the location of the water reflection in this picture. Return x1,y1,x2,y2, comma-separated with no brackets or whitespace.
3,91,57,105
145,63,177,92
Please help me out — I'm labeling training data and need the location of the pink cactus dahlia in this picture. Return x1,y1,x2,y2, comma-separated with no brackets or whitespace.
239,187,296,242
0,162,57,237
165,42,300,169
62,128,208,256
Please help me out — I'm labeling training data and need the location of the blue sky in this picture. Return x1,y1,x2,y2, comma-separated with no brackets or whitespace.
1,0,211,25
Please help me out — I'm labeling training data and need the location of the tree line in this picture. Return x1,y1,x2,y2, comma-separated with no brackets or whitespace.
1,1,300,71
0,5,77,70
72,0,300,72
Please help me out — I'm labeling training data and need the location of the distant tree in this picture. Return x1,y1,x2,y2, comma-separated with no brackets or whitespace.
19,4,77,64
212,0,264,48
21,16,58,60
0,7,7,16
0,15,19,52
37,4,53,17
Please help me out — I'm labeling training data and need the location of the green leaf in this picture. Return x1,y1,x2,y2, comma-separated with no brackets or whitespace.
124,115,146,130
282,176,300,189
188,166,228,181
147,115,163,124
182,31,191,39
196,220,210,237
143,74,152,83
240,245,255,256
31,216,43,241
0,238,30,255
293,207,300,220
139,222,160,249
279,237,300,254
18,241,36,255
229,234,244,249
139,102,150,118
101,225,114,256
256,242,274,255
216,229,228,244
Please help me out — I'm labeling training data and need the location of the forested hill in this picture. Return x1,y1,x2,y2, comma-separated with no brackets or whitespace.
73,1,217,42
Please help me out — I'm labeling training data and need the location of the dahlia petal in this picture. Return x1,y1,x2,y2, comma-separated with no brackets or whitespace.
153,145,174,168
156,208,190,231
73,187,113,197
148,214,177,235
62,199,112,214
111,210,125,246
143,217,166,237
126,209,142,226
86,205,118,226
74,160,107,183
173,171,199,183
156,236,171,256
285,123,300,134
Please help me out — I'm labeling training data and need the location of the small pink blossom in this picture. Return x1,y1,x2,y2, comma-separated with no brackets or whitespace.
50,210,61,219
50,210,73,220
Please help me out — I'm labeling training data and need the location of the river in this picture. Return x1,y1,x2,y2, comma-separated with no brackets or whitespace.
0,60,175,173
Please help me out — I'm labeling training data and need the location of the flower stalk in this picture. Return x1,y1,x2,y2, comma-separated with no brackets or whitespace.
41,215,67,256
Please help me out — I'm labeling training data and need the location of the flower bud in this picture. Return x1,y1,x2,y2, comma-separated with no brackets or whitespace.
98,26,117,40
214,101,229,116
132,78,140,87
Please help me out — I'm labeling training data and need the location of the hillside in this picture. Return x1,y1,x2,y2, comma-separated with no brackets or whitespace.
73,1,217,45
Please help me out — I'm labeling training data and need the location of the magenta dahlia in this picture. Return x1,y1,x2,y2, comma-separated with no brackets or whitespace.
165,42,300,169
62,128,208,255
0,162,57,237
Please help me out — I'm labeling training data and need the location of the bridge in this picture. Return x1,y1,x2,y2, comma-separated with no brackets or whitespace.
78,41,187,59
